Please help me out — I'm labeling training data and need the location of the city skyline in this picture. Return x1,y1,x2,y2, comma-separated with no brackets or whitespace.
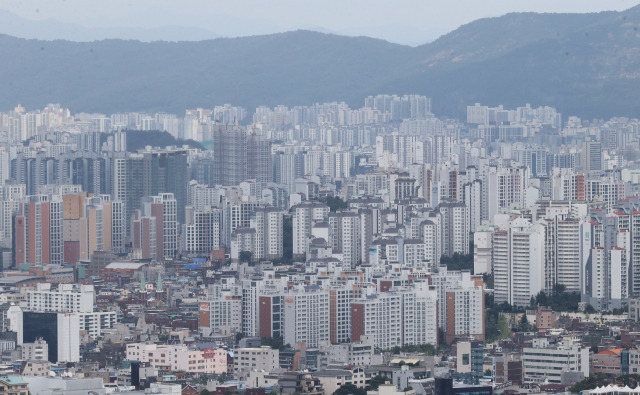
0,91,639,392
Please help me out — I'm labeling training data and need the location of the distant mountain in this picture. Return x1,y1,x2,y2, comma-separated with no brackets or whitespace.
2,6,640,119
0,10,220,42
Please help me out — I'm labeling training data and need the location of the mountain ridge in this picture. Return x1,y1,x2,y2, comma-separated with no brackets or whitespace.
0,10,222,42
2,7,640,119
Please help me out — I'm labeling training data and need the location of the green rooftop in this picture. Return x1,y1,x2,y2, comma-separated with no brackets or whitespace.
0,375,28,384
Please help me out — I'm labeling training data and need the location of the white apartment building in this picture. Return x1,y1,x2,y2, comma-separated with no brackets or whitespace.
430,268,485,343
241,275,289,337
491,217,545,307
183,205,221,254
199,293,242,336
369,237,400,266
158,193,178,261
484,165,528,221
292,201,329,256
554,218,586,293
187,181,219,211
550,168,585,201
79,311,117,339
252,207,284,260
473,228,493,274
283,287,330,348
438,202,469,257
328,286,354,344
420,218,441,271
351,291,404,350
402,283,439,347
0,184,24,246
328,211,362,269
467,103,489,125
57,312,81,363
463,179,483,233
27,283,94,314
323,150,353,179
403,239,426,267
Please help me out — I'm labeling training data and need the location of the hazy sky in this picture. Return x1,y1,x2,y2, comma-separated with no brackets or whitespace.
1,0,639,45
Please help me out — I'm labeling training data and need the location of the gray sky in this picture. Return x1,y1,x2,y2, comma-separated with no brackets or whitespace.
1,0,639,45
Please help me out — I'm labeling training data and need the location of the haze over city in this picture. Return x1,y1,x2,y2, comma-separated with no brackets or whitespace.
1,2,640,395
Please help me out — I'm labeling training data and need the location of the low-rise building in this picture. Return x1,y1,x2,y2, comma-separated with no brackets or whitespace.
320,335,376,366
591,348,626,377
21,338,48,361
23,376,106,394
0,376,28,395
21,360,51,376
368,382,417,395
493,352,522,385
455,341,483,383
126,343,227,374
629,349,640,375
522,338,589,384
314,366,367,395
629,299,640,322
278,371,324,395
234,346,279,381
535,306,557,333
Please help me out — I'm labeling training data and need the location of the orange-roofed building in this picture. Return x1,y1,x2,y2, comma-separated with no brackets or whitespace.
591,348,628,377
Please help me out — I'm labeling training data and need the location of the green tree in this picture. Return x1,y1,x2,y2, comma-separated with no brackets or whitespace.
321,196,349,212
201,390,212,395
440,252,473,272
381,343,436,355
334,383,367,395
483,274,494,289
282,215,293,262
535,291,548,307
367,375,390,391
484,369,492,377
616,374,640,387
239,250,253,264
569,374,610,393
402,387,413,392
261,336,290,351
520,289,581,313
519,313,530,331
485,307,512,344
584,304,597,314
